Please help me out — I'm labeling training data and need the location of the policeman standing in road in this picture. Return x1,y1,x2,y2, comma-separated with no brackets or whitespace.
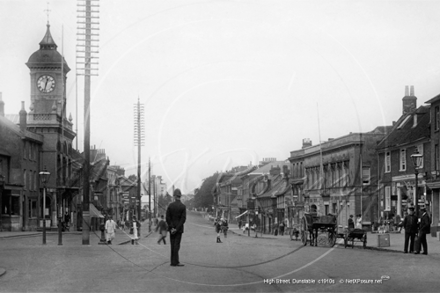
401,206,418,253
166,189,186,267
415,207,431,255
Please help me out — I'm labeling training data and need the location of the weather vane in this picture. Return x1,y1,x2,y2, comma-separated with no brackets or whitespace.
44,1,51,25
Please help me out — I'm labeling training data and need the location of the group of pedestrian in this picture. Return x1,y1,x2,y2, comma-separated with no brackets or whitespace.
103,214,141,245
214,217,229,243
401,206,431,255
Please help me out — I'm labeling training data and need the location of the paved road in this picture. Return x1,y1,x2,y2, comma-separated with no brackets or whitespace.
0,211,438,292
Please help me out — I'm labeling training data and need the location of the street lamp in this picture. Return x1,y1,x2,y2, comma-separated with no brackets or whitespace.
410,149,423,217
39,168,50,245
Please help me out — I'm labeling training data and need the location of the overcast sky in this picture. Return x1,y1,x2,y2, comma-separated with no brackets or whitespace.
1,0,440,194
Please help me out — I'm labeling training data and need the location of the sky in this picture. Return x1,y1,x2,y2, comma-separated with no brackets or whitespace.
1,0,440,194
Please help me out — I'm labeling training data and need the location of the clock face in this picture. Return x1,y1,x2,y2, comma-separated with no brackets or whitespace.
37,75,56,93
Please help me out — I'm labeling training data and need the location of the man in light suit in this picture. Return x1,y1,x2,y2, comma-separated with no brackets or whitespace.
166,189,186,267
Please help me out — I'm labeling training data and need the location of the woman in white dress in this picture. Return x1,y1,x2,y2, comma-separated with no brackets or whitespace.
355,214,362,229
132,216,139,245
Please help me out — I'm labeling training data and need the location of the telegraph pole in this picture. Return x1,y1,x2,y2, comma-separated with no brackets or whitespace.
77,0,99,245
133,98,144,220
148,158,151,232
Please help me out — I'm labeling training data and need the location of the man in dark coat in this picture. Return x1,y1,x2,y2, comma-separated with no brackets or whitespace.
402,206,418,253
415,207,431,255
166,189,186,267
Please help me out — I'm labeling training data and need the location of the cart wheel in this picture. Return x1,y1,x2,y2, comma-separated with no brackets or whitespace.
301,230,307,246
328,231,336,247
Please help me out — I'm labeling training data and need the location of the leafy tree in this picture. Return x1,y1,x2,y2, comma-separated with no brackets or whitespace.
157,192,173,216
194,173,219,209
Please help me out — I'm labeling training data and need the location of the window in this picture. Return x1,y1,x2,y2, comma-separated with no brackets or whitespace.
400,149,406,171
385,152,391,173
23,142,27,159
435,106,439,131
385,186,391,211
416,144,424,169
436,144,439,171
362,167,371,185
23,170,26,190
29,199,37,218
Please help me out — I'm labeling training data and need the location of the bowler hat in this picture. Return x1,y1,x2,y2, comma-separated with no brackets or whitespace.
173,189,182,197
408,206,415,210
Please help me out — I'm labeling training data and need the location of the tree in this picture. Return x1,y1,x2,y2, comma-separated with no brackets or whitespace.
194,173,219,209
128,174,137,182
157,192,173,216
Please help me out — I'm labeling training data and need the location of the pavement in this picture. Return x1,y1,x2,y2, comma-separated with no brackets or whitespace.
0,221,154,278
226,226,440,255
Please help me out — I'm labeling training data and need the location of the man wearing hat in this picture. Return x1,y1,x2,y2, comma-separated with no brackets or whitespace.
166,189,186,266
415,207,431,255
401,206,418,253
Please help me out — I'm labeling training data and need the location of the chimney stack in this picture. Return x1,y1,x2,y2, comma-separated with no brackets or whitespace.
402,85,417,115
0,92,4,117
405,85,409,96
19,101,27,132
302,138,312,148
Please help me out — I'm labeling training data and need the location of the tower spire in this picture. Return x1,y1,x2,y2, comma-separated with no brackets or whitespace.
44,1,51,25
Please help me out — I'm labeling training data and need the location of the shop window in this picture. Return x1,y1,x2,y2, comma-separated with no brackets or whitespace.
2,193,20,215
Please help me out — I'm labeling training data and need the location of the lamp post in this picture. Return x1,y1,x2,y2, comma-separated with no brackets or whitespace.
39,168,50,245
410,149,423,217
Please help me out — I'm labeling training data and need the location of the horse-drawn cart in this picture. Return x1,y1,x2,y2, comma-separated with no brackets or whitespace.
344,228,367,249
300,213,337,247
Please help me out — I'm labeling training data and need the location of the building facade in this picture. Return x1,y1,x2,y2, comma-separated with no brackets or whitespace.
289,128,389,231
376,87,430,228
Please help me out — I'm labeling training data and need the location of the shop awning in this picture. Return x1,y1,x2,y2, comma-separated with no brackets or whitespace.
90,203,104,218
235,210,248,218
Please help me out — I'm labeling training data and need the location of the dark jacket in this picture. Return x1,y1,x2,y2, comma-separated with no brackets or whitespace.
348,218,354,229
402,214,418,234
419,213,431,234
156,219,168,233
166,200,186,234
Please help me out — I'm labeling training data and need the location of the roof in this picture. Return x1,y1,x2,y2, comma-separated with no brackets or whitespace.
425,93,440,104
256,175,290,199
26,24,70,73
0,114,43,144
376,105,430,150
249,161,289,175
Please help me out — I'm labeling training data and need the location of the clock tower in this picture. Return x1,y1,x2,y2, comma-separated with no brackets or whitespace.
25,23,76,229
